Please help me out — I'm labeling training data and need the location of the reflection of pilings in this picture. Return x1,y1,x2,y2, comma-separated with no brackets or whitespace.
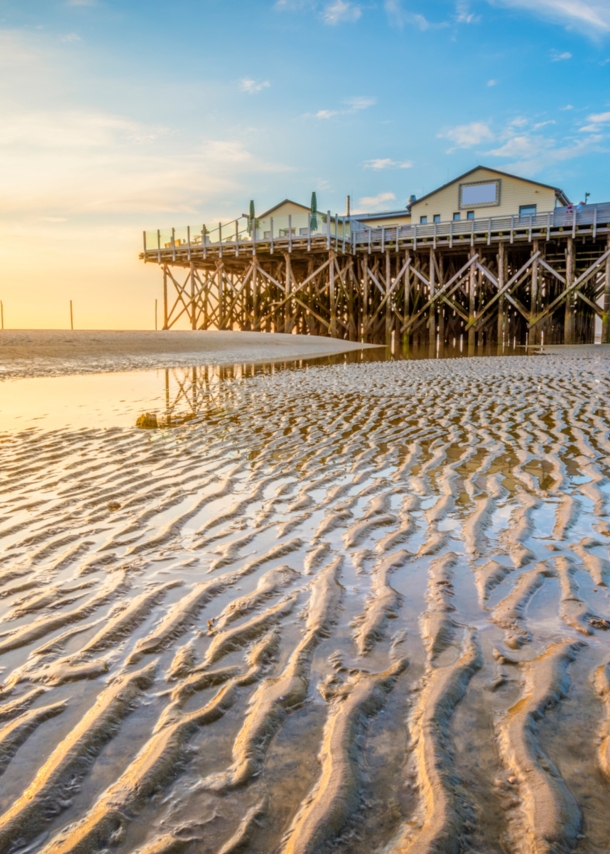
157,237,610,347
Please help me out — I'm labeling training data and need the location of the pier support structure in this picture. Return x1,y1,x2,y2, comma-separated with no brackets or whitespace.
145,219,610,348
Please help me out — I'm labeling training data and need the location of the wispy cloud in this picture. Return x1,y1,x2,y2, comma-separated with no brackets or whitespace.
487,135,553,158
61,32,82,42
239,78,270,94
307,96,376,119
579,110,610,131
438,120,494,151
551,49,572,60
322,1,362,24
487,78,497,86
355,191,396,212
364,158,413,169
456,2,481,23
384,0,449,29
488,0,610,35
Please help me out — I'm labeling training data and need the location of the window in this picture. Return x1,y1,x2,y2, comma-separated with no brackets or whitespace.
519,204,537,217
279,228,296,237
459,179,501,209
453,212,461,221
420,215,428,224
466,211,475,220
299,228,309,236
433,214,441,223
263,231,271,238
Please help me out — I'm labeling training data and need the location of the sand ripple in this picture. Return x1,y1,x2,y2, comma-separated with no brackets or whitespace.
1,354,610,852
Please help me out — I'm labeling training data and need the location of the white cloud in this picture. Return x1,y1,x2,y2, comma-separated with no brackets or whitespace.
239,78,270,94
551,49,572,60
579,110,610,131
322,1,362,24
344,96,376,111
364,158,413,169
487,79,497,86
356,191,396,212
61,33,82,43
456,2,481,23
488,0,610,35
487,134,554,158
384,0,448,29
587,110,610,122
438,121,494,150
561,104,574,110
502,134,603,176
307,96,375,120
533,120,556,129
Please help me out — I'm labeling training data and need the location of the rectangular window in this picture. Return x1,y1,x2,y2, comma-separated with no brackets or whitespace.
459,179,501,209
519,204,537,217
420,215,428,224
453,212,461,221
279,228,296,237
466,211,475,220
433,214,441,223
263,231,271,239
299,227,309,236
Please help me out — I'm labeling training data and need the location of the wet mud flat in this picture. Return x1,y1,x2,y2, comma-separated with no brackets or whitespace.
1,354,610,853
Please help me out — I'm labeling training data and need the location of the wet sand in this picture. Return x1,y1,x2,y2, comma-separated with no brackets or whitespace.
1,354,610,852
0,330,379,380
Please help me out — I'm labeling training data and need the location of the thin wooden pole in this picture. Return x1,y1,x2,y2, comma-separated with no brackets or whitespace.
386,250,392,344
428,247,436,346
155,299,158,331
603,234,610,343
497,242,505,349
0,300,3,330
163,267,169,330
468,247,476,352
190,264,196,330
530,239,539,346
329,251,337,337
564,237,575,344
70,300,74,330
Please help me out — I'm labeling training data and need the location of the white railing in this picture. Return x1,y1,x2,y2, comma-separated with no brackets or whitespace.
351,203,610,247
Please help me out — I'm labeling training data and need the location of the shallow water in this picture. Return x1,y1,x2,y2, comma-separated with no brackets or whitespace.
1,353,610,853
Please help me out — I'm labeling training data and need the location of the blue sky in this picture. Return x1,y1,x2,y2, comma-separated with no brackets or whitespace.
1,0,610,327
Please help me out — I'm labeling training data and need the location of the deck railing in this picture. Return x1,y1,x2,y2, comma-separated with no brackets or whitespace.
143,203,610,260
351,203,610,249
144,212,350,258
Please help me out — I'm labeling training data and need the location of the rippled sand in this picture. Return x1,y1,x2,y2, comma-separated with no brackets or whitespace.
1,354,610,853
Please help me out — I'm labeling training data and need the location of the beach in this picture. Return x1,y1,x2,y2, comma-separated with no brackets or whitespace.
1,347,610,853
0,330,380,380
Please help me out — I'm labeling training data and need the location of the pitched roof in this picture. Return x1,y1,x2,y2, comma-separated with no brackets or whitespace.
412,165,571,208
257,199,311,218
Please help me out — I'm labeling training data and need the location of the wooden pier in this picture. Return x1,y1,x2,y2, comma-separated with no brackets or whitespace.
141,204,610,349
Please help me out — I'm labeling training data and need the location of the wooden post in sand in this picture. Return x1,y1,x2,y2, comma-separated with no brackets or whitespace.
0,300,3,330
70,300,74,330
155,299,158,331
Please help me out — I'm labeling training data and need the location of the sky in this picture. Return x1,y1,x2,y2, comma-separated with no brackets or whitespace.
1,0,610,329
